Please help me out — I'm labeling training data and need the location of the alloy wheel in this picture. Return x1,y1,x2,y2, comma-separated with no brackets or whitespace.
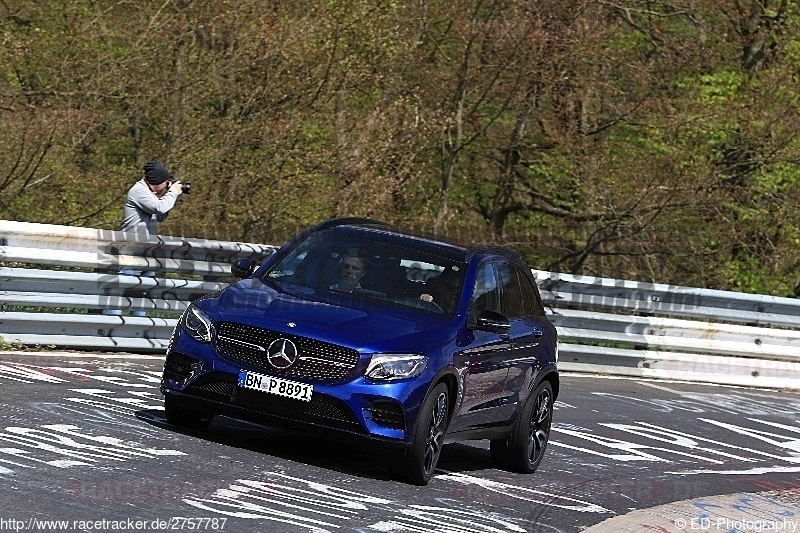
527,388,552,465
423,391,448,476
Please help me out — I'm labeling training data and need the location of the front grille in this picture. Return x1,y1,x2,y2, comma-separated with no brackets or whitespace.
163,352,197,382
233,388,362,432
308,397,356,423
185,373,237,401
216,322,360,381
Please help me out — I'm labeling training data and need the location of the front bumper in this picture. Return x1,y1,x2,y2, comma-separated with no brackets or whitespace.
160,328,430,445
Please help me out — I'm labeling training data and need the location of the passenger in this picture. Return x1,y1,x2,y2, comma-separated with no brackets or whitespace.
406,262,423,282
429,269,461,313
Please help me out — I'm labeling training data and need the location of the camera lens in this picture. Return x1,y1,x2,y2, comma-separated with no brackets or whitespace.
181,182,191,194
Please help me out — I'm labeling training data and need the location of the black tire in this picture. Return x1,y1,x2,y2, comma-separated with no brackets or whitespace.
402,383,449,485
490,380,553,473
164,394,214,431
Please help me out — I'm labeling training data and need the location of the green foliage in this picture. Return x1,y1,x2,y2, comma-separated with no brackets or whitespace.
695,70,744,102
0,335,27,351
0,0,799,297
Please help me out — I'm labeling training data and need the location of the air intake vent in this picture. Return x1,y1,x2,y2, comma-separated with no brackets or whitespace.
368,399,405,430
163,352,197,382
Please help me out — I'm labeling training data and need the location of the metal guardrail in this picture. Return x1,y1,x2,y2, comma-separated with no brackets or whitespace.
550,309,800,360
535,271,800,389
1,268,215,312
1,220,799,390
0,220,277,351
534,271,800,327
0,220,272,275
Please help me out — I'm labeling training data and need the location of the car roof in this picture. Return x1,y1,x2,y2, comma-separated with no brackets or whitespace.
315,218,526,265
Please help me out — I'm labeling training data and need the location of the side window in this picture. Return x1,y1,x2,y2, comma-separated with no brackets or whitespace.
471,262,501,316
497,263,524,319
517,266,546,317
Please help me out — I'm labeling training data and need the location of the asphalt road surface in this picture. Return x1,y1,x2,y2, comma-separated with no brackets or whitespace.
1,350,800,532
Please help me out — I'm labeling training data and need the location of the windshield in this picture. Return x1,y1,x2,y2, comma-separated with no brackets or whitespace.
264,226,466,316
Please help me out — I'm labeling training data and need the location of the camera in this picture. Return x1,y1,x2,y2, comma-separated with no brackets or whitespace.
167,180,191,194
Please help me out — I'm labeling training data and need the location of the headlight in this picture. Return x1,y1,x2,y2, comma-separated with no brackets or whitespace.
180,305,214,343
365,354,428,381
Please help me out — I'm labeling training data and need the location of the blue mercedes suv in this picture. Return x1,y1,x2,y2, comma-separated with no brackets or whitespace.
161,218,558,484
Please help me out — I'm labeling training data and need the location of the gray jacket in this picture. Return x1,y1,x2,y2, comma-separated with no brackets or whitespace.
120,179,179,234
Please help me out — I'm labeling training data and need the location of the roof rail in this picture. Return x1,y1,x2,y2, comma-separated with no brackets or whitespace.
311,217,390,231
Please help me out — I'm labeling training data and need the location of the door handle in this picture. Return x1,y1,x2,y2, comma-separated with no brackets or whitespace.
532,330,543,337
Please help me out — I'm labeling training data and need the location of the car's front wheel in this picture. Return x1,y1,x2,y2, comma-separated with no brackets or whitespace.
491,380,553,473
164,394,214,430
401,382,449,485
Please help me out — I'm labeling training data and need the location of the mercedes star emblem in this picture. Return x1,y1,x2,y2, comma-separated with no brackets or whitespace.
266,338,299,369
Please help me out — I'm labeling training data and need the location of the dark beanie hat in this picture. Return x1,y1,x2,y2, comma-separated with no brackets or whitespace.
143,161,171,185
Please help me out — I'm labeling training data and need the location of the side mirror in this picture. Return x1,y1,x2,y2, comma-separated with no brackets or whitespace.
473,309,511,334
231,257,256,279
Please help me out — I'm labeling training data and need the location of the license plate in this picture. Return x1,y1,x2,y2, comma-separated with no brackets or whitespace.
237,371,313,402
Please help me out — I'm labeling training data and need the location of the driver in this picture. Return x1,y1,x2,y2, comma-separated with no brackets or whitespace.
330,253,367,293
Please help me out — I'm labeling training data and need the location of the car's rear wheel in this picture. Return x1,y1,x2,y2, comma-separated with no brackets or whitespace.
401,383,449,485
491,380,553,473
164,394,214,430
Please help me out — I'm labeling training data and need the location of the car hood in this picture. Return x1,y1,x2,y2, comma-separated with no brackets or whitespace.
197,277,455,353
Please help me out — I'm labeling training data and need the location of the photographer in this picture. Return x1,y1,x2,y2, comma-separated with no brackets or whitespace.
120,160,185,234
108,161,185,317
